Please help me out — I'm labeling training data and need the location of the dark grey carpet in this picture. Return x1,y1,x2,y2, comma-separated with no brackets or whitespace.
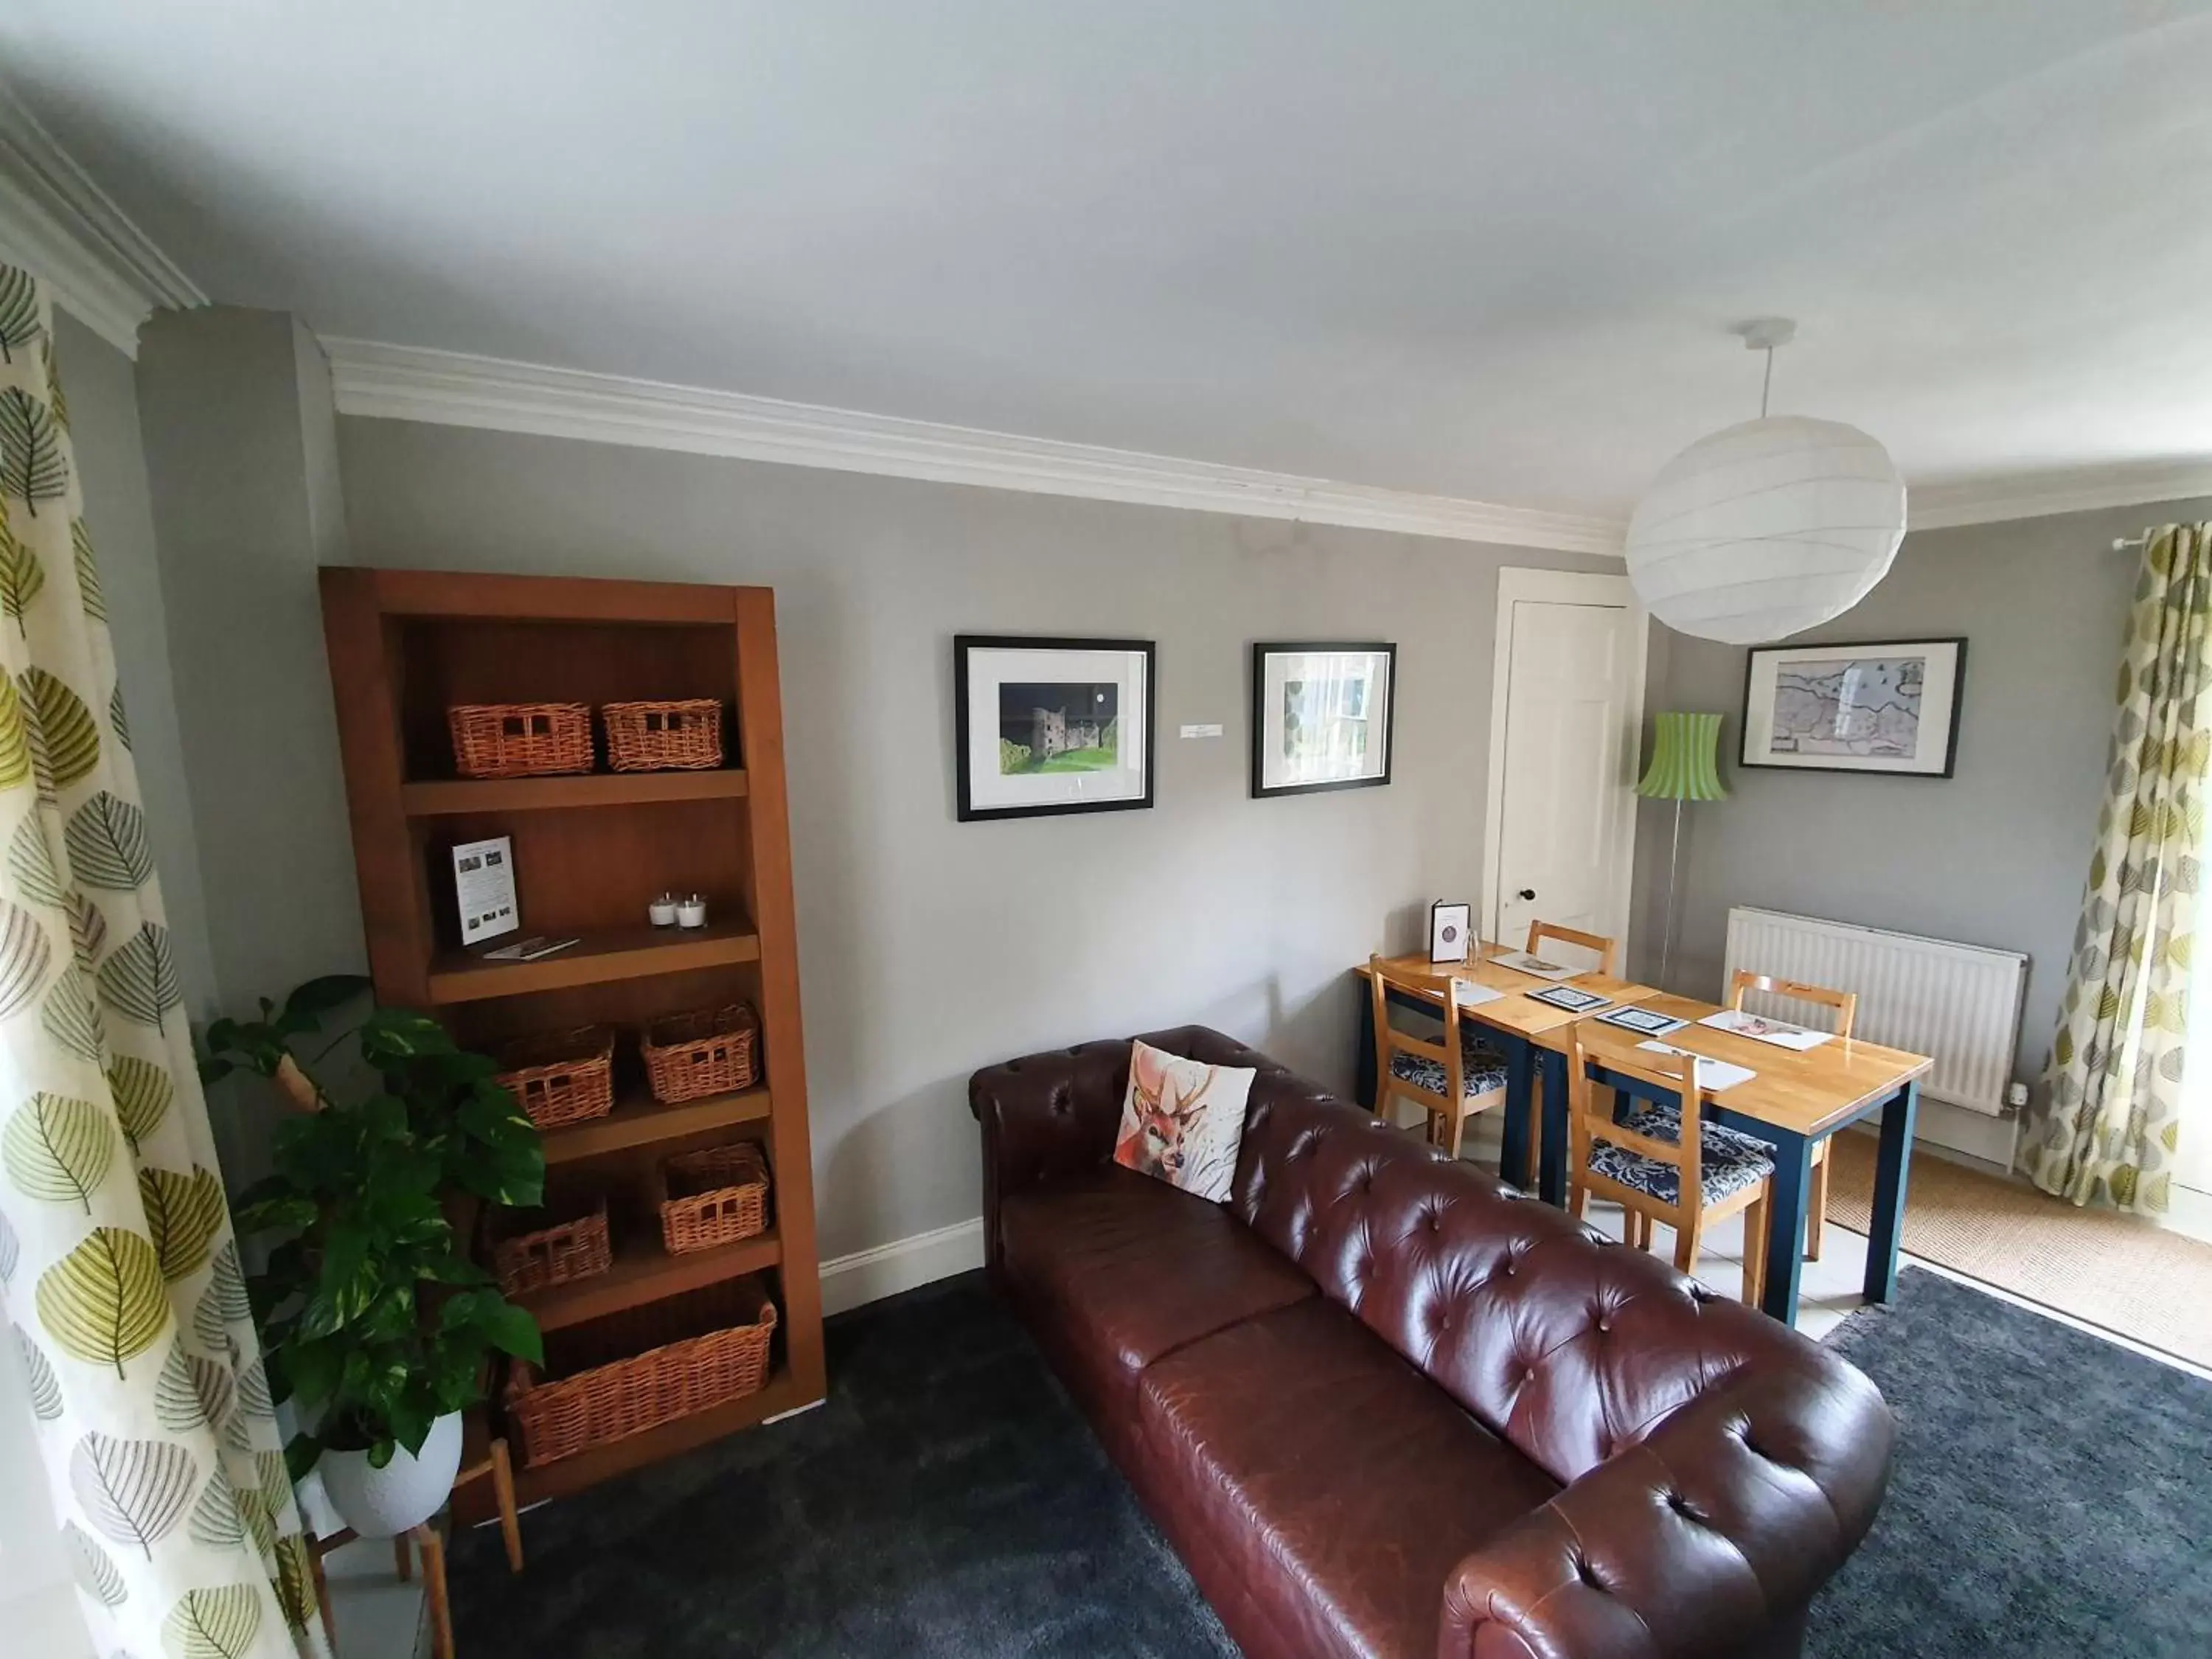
451,1267,2212,1658
1809,1267,2212,1659
447,1271,1236,1658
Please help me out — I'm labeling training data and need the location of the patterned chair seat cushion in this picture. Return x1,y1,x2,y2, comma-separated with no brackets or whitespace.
1586,1102,1775,1207
1388,1033,1509,1100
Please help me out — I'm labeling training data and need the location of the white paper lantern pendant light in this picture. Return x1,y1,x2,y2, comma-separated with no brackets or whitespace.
1625,319,1905,644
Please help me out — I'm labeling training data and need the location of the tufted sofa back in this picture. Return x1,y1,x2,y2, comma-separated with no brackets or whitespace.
1114,1026,1810,1487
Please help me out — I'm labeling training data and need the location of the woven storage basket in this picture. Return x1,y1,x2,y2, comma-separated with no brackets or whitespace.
602,700,723,772
641,1002,759,1103
659,1141,771,1255
490,1192,612,1298
495,1026,616,1130
448,702,593,778
503,1276,778,1467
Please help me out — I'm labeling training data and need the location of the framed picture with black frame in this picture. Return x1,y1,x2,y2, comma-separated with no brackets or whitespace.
1250,641,1397,798
955,635,1156,821
1739,636,1966,778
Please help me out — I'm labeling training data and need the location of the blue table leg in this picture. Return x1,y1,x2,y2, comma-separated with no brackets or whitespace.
1354,983,1378,1110
1500,1040,1534,1188
1537,1047,1570,1207
1863,1080,1919,1304
1758,1127,1816,1325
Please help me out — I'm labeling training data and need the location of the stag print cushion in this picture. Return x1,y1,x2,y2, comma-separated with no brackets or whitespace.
1111,1040,1256,1203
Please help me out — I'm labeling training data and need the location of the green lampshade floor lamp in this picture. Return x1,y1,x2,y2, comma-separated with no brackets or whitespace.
1637,712,1728,990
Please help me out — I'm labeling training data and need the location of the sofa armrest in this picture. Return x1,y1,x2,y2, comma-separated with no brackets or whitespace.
968,1039,1133,1268
1439,1360,1893,1659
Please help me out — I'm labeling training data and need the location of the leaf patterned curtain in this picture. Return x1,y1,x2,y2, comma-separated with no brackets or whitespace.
2025,524,2212,1216
0,265,327,1657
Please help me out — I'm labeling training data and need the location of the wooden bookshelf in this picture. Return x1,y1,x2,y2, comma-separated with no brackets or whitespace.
320,568,825,1515
402,770,749,815
457,1368,809,1522
540,1088,772,1166
516,1228,783,1334
425,922,761,1004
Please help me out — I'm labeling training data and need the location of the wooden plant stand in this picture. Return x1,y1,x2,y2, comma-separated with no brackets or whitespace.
305,1437,521,1658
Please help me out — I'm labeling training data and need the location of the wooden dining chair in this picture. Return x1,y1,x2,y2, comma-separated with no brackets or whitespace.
1731,970,1857,1261
1368,955,1510,1158
1525,919,1618,975
1517,921,1618,1186
1565,1032,1775,1304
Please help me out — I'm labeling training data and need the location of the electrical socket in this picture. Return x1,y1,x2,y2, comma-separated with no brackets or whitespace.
2005,1081,2028,1110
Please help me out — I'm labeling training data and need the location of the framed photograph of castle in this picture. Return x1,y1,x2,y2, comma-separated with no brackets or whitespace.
1740,636,1966,778
955,635,1155,821
1250,642,1396,798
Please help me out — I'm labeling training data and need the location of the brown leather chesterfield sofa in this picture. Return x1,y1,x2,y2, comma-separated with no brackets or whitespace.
970,1027,1893,1659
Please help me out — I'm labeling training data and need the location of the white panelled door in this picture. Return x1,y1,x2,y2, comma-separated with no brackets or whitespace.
1482,570,1646,955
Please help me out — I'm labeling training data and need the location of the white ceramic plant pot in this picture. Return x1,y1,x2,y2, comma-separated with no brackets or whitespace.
318,1411,464,1539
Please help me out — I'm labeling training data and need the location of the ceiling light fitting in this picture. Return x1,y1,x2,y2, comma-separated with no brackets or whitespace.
1624,318,1906,645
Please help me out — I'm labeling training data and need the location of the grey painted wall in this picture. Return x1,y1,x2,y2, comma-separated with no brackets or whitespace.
136,309,366,1020
0,309,215,1658
330,417,1621,1259
57,313,220,1026
1627,498,2212,1089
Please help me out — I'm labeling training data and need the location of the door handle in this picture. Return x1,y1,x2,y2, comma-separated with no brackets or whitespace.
1517,888,1537,901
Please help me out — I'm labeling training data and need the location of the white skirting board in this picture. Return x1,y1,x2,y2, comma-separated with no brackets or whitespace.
818,1217,985,1317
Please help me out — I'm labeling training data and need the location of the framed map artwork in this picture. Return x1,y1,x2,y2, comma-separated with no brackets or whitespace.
1739,637,1966,777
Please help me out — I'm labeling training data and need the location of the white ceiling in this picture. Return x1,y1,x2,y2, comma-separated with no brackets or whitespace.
4,2,2211,520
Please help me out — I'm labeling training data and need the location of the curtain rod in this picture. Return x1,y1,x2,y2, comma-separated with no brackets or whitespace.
2113,532,2152,551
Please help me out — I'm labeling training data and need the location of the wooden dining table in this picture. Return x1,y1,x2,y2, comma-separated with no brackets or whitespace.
1352,945,1663,1199
1562,992,1933,1324
1354,953,1935,1326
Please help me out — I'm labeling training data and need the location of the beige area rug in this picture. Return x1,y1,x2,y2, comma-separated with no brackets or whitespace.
1826,1133,2212,1369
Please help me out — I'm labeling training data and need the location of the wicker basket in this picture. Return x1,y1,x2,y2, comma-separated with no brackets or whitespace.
448,702,594,778
503,1277,778,1467
495,1026,617,1130
660,1141,771,1255
490,1192,612,1298
641,1003,759,1103
602,700,723,772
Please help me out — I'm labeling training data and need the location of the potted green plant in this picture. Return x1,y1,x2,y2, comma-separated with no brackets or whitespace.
204,975,546,1537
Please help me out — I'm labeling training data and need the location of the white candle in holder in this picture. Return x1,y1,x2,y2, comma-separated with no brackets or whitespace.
676,894,708,929
648,893,678,927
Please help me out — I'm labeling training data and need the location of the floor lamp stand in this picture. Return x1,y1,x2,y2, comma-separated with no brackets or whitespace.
1658,796,1685,990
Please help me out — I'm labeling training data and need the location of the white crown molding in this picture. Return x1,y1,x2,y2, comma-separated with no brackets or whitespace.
1907,461,2212,532
0,81,205,357
323,336,1629,554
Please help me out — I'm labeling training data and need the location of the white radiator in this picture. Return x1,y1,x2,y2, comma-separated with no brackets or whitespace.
1721,907,2027,1119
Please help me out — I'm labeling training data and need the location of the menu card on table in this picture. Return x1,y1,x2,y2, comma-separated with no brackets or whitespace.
1636,1041,1756,1091
1489,950,1585,981
1595,1005,1686,1037
1529,984,1612,1013
1450,978,1505,1009
1697,1008,1835,1050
